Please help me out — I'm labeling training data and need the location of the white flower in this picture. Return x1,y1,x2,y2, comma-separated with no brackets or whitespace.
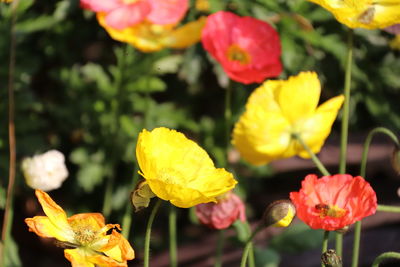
22,150,69,191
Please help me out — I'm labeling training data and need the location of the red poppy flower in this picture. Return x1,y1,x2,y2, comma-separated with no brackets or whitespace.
80,0,188,30
195,192,246,229
290,174,377,231
201,11,282,84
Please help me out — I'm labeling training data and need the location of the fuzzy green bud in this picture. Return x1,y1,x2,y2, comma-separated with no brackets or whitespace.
263,200,296,228
321,249,342,267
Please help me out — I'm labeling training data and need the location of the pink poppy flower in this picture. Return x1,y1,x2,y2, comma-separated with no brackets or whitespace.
201,11,282,84
195,192,246,229
81,0,188,30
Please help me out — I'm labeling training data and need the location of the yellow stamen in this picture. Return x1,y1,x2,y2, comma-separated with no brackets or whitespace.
226,44,251,65
315,203,346,218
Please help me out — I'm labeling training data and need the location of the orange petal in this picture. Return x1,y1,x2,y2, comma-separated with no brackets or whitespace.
25,216,74,242
98,230,135,262
64,249,95,267
67,213,105,232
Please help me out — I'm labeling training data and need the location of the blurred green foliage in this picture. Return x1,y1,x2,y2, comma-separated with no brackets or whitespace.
1,0,399,265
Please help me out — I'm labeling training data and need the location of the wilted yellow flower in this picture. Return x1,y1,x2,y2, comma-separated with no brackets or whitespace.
136,127,237,208
25,190,134,267
307,0,400,29
97,13,206,52
232,72,344,166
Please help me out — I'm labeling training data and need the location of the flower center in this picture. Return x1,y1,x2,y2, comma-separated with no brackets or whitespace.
74,227,96,246
315,203,346,218
226,44,251,65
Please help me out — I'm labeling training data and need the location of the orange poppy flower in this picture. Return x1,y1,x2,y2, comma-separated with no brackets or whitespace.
201,11,282,84
290,174,377,231
25,190,135,267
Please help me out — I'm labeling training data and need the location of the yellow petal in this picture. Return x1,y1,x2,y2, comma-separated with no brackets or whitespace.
64,249,95,267
307,0,400,29
100,231,135,262
163,16,206,49
277,72,321,123
296,95,345,158
25,216,74,242
31,190,74,240
136,127,237,208
67,213,105,232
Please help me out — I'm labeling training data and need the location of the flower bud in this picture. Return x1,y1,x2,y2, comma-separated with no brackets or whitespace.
131,181,156,212
195,192,246,229
22,150,68,191
321,249,342,267
391,147,400,175
263,200,296,227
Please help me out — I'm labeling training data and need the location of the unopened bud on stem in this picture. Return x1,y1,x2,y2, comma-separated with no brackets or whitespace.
263,200,296,228
321,249,342,267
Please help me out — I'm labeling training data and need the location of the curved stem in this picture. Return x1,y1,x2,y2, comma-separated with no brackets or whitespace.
360,127,399,178
169,204,177,267
1,1,19,265
372,252,400,267
293,134,330,176
214,230,225,267
240,224,263,267
321,231,330,267
377,204,400,213
144,199,163,267
339,28,354,174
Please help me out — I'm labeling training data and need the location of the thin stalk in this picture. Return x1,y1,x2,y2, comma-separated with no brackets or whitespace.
1,1,19,265
360,127,399,178
248,243,256,267
121,170,139,238
293,134,330,176
240,224,263,267
169,205,177,267
102,46,130,217
224,82,232,159
377,204,400,213
372,252,400,267
144,199,163,267
350,221,361,267
214,230,225,267
339,28,354,174
321,231,330,267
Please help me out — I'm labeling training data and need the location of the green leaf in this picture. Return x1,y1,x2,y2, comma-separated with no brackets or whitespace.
81,63,112,94
153,55,183,74
69,148,89,165
254,247,281,267
16,16,58,33
126,76,166,93
76,163,105,193
233,220,251,243
3,236,22,267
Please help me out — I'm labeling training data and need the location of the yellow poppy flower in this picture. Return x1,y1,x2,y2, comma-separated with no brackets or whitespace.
307,0,400,29
25,190,134,267
97,13,206,52
232,72,344,166
136,127,237,208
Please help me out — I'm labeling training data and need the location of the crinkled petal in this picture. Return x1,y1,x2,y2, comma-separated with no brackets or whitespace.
277,72,321,123
136,127,237,208
64,249,95,267
100,230,135,262
68,213,106,232
147,0,189,25
25,216,74,242
104,2,151,29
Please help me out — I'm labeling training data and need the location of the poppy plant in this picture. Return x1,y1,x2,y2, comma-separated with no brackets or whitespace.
195,191,246,229
80,0,188,30
201,11,282,84
307,0,400,29
25,190,134,267
97,13,206,52
136,127,237,208
290,174,377,231
232,71,344,166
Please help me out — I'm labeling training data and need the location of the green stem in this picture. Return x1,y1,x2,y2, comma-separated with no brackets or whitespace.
335,233,343,257
121,170,139,238
321,231,330,267
350,221,361,267
1,1,19,265
360,127,399,178
240,224,263,267
339,28,354,174
144,199,163,267
248,243,256,267
377,204,400,213
169,204,178,267
224,82,232,162
293,134,330,176
214,230,225,267
372,252,400,267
